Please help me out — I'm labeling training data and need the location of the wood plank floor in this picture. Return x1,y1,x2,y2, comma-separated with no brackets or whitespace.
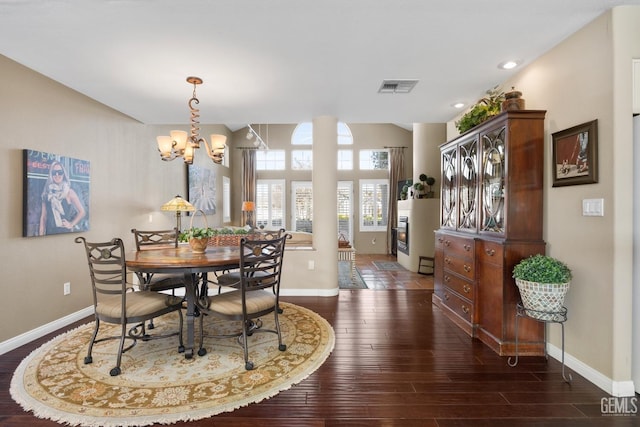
1,256,636,426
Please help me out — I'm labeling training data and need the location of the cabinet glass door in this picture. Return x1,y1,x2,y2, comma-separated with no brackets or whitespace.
481,126,506,233
441,146,457,228
458,136,478,231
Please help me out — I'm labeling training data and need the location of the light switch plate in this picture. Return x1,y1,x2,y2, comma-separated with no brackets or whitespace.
582,198,604,216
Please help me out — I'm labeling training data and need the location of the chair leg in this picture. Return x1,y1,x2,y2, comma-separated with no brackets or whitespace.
274,311,287,352
111,323,128,377
84,318,100,365
197,312,207,357
242,320,254,371
177,309,185,353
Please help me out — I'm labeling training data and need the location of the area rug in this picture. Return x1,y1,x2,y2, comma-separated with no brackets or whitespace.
10,302,335,427
372,261,406,271
338,260,368,289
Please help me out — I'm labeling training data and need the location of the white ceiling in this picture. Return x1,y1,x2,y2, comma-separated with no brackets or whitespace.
1,0,639,131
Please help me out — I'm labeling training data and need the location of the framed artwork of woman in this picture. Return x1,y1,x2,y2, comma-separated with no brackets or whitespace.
23,149,90,237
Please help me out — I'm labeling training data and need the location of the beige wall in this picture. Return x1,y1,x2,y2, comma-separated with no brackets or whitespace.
448,7,639,391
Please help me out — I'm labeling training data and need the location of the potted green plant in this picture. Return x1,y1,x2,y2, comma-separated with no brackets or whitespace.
512,254,572,320
413,182,425,198
400,184,409,200
417,173,437,198
179,226,215,253
455,86,505,134
425,176,436,197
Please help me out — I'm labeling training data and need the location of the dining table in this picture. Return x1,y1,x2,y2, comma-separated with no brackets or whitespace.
126,244,241,359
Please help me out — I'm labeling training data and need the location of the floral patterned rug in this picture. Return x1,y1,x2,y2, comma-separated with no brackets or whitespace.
10,302,335,427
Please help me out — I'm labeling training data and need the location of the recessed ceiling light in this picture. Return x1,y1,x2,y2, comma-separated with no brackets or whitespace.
451,102,465,109
498,60,522,70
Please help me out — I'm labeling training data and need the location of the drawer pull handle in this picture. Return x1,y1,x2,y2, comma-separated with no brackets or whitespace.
464,264,471,272
444,293,450,301
463,244,471,251
462,305,469,314
463,284,471,293
438,237,444,243
485,249,496,256
444,257,451,264
444,240,451,247
444,275,451,283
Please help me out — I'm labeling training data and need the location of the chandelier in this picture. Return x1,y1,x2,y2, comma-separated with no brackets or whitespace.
156,76,227,164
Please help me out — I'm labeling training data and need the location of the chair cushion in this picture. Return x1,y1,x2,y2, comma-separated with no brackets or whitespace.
144,273,185,292
96,292,183,319
216,271,270,287
207,290,276,316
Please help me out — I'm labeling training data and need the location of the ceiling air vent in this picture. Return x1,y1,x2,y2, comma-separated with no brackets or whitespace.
378,79,418,94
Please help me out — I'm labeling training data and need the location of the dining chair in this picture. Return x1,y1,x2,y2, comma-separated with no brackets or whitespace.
131,228,186,328
215,228,286,289
76,236,184,376
197,233,289,370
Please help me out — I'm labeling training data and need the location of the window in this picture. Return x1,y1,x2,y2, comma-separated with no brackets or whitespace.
337,122,353,145
291,122,313,145
291,150,313,170
291,122,353,145
256,179,285,229
291,181,312,232
222,176,230,223
256,150,285,170
359,179,389,231
359,149,389,170
338,150,353,170
338,181,353,242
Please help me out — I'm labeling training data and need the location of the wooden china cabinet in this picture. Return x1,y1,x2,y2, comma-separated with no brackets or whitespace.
432,110,547,356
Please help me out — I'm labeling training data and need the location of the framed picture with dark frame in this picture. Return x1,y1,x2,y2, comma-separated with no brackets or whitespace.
551,119,598,187
23,149,90,237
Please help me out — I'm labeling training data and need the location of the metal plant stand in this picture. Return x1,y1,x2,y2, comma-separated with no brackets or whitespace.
508,302,572,383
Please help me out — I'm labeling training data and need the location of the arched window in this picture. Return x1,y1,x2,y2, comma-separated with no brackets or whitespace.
291,122,353,145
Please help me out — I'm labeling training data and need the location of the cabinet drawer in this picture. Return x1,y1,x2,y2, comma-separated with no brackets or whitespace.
477,240,504,266
443,273,474,299
442,289,473,323
443,254,474,280
441,235,475,261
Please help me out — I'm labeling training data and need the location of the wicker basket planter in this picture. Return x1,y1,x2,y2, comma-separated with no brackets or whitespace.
515,278,570,321
188,237,209,253
180,209,214,253
210,235,243,247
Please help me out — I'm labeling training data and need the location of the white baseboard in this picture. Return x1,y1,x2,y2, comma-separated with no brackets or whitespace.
0,306,93,356
547,343,636,396
280,287,340,297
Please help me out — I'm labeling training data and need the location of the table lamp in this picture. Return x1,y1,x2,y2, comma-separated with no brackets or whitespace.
242,201,255,228
161,195,196,231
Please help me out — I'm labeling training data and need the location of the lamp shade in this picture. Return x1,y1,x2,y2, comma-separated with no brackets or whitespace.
170,130,188,152
241,201,255,212
157,135,174,158
161,195,195,212
210,134,227,150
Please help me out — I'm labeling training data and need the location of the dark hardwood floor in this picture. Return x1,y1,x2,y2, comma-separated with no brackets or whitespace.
1,256,637,426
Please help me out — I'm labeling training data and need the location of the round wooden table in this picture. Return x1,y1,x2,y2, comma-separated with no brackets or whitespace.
126,245,241,358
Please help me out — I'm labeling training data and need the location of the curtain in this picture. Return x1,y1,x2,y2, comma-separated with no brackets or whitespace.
386,147,405,254
242,149,256,226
